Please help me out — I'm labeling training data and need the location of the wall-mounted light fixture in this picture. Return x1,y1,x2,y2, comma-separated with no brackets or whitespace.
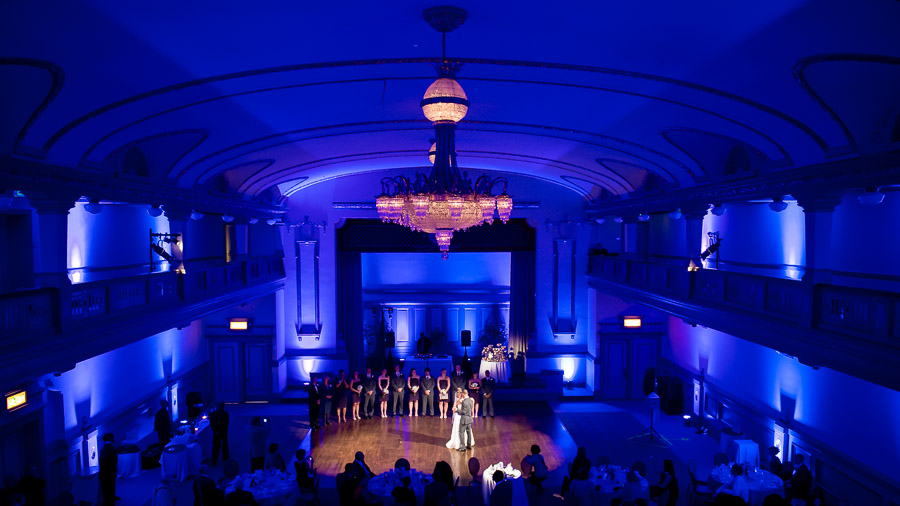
668,209,683,220
147,205,163,217
623,316,642,329
190,211,204,221
768,196,788,213
222,214,235,223
229,318,249,331
248,217,259,225
710,204,727,216
84,199,103,215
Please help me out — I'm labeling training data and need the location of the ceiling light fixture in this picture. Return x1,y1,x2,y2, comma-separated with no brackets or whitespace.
248,217,259,225
614,216,624,223
190,211,204,221
710,204,727,216
266,218,278,226
222,214,234,223
595,218,605,224
637,213,650,222
668,209,683,220
858,188,885,205
768,197,788,213
147,205,163,218
375,6,511,259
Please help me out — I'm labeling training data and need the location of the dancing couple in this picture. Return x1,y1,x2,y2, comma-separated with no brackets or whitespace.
445,389,475,451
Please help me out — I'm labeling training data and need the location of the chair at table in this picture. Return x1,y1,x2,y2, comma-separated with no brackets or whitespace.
466,457,482,500
296,476,320,506
714,453,729,467
686,458,714,506
450,476,460,506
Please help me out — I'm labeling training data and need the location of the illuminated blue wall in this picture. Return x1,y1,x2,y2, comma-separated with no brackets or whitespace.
67,203,170,282
53,321,206,436
362,252,510,290
664,317,900,473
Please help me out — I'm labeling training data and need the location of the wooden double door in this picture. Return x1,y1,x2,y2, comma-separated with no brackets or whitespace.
210,337,272,403
599,335,658,399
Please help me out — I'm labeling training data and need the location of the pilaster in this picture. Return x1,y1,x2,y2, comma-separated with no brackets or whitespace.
29,195,77,288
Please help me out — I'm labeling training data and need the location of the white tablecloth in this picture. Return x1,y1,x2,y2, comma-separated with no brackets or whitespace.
589,466,650,505
116,450,141,478
733,440,760,467
159,442,202,481
709,466,783,506
403,356,454,376
482,462,526,505
481,360,510,383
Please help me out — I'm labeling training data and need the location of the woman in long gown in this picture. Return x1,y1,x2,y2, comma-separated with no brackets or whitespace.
445,391,475,450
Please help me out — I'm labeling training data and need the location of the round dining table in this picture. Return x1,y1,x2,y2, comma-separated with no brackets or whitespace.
366,468,433,504
589,466,650,506
225,470,295,506
159,442,202,481
481,462,526,505
707,464,784,506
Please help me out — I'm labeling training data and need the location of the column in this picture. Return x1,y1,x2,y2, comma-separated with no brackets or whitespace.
552,237,576,339
29,195,76,288
682,206,709,269
797,194,843,285
296,239,321,340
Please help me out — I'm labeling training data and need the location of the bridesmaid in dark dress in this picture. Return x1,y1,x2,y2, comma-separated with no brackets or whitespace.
468,372,481,419
407,368,421,417
437,369,451,418
378,368,390,418
335,370,349,423
350,371,363,420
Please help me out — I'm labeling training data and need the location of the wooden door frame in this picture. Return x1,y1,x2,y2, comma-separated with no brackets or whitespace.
596,324,664,399
207,327,275,403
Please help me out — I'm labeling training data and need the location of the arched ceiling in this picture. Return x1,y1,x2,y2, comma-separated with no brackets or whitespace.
2,1,899,205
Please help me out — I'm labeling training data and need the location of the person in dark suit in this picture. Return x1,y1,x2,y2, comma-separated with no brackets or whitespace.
186,384,202,421
362,368,377,419
420,368,436,417
390,365,406,416
193,465,221,506
209,402,230,465
98,434,117,506
481,370,496,417
320,375,334,426
351,451,374,479
451,364,467,393
225,478,259,506
490,470,513,506
154,399,171,446
307,377,321,429
788,454,812,501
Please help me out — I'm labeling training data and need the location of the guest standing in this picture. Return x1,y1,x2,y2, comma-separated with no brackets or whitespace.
320,375,334,426
451,364,467,393
481,370,496,417
335,370,349,423
378,368,390,418
154,399,171,446
294,449,315,490
420,368,436,417
468,372,481,419
652,459,679,506
437,369,451,418
407,368,421,416
390,365,406,417
248,417,269,472
210,402,230,464
362,368,377,419
788,454,812,501
307,377,321,430
350,371,363,420
98,434,117,506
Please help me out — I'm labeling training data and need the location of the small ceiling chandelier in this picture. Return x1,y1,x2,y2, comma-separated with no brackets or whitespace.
376,6,512,259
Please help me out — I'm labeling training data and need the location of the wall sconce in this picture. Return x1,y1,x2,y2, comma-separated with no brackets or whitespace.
229,318,249,331
622,316,642,329
190,210,204,221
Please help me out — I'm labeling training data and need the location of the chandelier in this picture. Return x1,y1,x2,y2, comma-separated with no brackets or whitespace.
375,6,512,259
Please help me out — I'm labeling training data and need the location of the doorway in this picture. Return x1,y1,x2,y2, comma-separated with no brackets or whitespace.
209,336,272,403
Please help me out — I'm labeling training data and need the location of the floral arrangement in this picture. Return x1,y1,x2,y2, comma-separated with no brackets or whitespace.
481,344,508,362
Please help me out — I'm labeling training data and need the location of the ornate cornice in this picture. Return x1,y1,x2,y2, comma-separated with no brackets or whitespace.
586,150,900,216
0,156,284,217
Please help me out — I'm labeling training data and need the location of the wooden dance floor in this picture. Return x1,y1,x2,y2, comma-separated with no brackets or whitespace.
304,403,577,480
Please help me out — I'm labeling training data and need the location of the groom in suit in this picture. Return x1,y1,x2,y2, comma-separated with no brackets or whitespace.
455,391,475,451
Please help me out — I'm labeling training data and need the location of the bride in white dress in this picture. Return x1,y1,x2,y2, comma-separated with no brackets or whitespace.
445,390,475,449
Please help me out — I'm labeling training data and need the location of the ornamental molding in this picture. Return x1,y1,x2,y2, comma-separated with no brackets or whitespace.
586,151,900,216
0,155,283,217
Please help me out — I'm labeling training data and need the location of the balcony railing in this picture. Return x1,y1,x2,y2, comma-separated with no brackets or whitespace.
1,257,284,339
588,255,900,344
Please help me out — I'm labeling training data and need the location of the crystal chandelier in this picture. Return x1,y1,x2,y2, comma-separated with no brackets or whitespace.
376,6,512,259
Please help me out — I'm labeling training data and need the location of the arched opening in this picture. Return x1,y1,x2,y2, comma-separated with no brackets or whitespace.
723,145,751,176
122,146,150,177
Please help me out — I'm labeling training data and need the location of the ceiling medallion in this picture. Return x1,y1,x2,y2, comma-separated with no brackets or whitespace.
376,6,512,259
